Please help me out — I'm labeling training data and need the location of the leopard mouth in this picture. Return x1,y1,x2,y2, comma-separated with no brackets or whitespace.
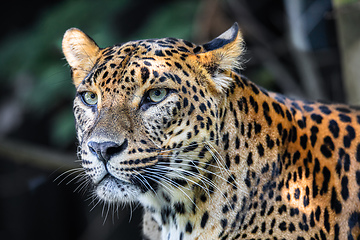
96,173,128,187
95,174,140,203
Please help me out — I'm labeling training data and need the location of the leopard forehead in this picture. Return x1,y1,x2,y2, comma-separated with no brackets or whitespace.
90,38,203,81
78,39,212,105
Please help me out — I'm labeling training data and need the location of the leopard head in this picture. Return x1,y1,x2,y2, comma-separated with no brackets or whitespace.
62,24,244,206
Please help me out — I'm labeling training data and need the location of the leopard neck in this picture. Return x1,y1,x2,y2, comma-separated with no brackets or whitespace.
218,73,295,181
203,73,298,238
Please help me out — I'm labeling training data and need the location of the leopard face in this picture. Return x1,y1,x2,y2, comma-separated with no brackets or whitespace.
63,25,242,207
63,24,360,240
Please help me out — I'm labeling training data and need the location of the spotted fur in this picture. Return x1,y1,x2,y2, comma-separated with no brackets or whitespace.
62,23,360,240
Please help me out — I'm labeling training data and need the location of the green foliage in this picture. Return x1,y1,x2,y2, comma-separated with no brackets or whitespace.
0,0,199,149
332,0,359,7
132,1,198,40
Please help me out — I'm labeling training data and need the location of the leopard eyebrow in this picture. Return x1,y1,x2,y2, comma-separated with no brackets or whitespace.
78,67,101,87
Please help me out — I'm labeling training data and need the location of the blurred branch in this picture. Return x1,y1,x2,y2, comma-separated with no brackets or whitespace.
0,138,78,172
227,0,305,98
333,0,360,105
284,0,326,100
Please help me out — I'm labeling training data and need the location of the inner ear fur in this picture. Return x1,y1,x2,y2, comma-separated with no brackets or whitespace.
191,23,245,93
62,28,100,87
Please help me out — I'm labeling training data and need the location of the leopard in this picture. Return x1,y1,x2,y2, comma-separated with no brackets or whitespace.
62,23,360,240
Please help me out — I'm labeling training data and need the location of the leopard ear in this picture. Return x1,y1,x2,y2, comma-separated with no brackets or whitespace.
195,23,244,92
62,28,100,87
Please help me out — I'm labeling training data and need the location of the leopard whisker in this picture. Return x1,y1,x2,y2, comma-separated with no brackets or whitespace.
54,168,84,185
73,176,91,194
205,142,239,189
133,169,158,197
157,156,237,173
156,160,239,191
65,172,87,185
151,165,212,198
153,164,235,208
89,194,103,212
159,137,221,153
102,201,111,225
142,169,197,208
140,170,177,197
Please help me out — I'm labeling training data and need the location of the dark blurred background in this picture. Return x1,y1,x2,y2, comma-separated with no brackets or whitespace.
0,0,358,239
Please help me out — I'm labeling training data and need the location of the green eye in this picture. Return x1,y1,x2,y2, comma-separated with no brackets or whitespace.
82,91,98,105
148,89,167,103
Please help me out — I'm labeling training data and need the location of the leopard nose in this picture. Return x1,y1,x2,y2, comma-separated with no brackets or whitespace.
87,139,128,162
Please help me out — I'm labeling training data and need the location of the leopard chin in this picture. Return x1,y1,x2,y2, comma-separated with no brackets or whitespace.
95,175,140,203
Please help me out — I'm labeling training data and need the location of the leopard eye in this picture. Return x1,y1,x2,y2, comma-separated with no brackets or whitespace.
82,91,98,106
148,89,167,103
